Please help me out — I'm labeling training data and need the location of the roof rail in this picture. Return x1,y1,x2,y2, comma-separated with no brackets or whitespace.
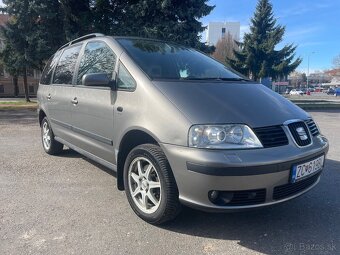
58,33,105,51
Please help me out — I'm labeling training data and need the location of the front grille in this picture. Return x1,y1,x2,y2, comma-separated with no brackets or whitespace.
305,119,320,136
273,172,321,200
253,126,289,148
210,189,266,206
288,122,311,146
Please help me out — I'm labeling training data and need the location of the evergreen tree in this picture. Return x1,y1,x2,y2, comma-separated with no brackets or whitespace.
1,0,64,101
0,43,20,96
228,0,301,81
90,0,214,52
128,0,214,50
59,0,93,40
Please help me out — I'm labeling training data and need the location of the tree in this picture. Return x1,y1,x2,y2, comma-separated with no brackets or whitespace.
212,33,237,64
59,0,93,40
89,0,214,52
332,54,340,68
227,0,301,81
1,0,64,101
0,42,20,96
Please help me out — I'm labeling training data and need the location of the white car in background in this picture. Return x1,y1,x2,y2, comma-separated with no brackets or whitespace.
289,89,303,95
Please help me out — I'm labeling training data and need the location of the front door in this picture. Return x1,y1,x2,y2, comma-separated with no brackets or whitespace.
69,41,117,164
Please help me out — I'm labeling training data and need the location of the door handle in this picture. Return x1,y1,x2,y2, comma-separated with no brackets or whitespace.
71,97,78,105
47,94,51,100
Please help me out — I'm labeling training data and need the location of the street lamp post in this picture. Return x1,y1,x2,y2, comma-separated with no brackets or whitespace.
307,52,315,89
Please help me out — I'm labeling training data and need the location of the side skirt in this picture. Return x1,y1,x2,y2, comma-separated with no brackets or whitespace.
55,136,117,172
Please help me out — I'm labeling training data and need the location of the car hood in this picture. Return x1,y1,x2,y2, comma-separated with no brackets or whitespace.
152,81,309,128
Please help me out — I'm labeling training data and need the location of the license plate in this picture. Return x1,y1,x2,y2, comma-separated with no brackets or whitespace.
291,155,325,183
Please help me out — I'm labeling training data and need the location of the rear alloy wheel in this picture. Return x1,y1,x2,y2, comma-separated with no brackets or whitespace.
41,117,63,155
124,144,181,224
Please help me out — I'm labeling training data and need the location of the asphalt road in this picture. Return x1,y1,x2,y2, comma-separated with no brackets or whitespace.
0,109,339,255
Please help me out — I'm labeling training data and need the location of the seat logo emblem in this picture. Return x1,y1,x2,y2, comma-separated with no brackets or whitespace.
296,127,308,140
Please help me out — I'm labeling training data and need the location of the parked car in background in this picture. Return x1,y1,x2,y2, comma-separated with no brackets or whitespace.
327,88,335,95
37,34,329,224
335,87,340,97
289,89,303,95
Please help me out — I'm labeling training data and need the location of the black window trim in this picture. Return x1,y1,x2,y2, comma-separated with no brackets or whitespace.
117,61,137,92
73,39,118,90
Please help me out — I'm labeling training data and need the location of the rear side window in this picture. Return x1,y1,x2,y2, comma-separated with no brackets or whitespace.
77,41,116,85
40,51,61,85
53,45,82,85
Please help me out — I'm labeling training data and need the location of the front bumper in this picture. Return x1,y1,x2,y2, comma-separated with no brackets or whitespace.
160,135,329,211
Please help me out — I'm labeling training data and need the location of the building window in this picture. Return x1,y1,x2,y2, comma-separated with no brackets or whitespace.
29,85,34,93
221,27,226,38
0,84,4,93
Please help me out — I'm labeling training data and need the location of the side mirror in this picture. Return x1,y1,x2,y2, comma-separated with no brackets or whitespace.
82,73,111,87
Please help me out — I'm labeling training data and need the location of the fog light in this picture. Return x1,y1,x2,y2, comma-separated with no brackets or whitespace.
209,190,219,201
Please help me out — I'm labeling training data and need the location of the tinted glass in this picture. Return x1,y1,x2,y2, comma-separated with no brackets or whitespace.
77,41,116,85
117,62,136,90
40,51,61,85
53,45,82,84
117,38,243,80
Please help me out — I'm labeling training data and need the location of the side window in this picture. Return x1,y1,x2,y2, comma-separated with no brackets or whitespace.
40,51,61,85
77,41,116,85
53,45,82,85
117,62,136,90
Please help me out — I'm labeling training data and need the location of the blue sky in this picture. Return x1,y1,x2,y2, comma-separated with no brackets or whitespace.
201,0,340,72
1,0,339,72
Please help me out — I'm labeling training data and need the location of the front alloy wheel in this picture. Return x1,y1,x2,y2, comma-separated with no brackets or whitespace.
128,157,161,214
124,144,181,224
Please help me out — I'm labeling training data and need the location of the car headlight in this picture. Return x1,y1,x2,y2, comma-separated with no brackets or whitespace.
188,124,263,149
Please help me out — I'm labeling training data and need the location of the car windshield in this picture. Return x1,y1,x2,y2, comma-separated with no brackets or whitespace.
116,38,246,81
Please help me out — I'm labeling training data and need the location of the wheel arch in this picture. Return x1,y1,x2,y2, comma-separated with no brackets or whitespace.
117,129,160,190
38,109,47,126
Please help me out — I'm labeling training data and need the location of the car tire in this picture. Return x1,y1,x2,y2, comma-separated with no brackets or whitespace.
124,144,181,224
41,117,63,155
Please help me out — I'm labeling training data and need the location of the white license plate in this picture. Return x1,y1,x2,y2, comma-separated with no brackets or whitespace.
291,155,325,183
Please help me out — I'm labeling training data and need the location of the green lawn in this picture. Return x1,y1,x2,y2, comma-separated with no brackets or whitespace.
0,100,37,105
0,100,37,110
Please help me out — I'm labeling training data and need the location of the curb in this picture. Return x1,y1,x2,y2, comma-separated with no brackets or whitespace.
295,103,340,110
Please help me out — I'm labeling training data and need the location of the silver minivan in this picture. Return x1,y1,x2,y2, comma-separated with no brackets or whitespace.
37,34,329,224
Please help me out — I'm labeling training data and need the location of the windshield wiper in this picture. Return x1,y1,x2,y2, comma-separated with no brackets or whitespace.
217,77,250,81
180,77,250,81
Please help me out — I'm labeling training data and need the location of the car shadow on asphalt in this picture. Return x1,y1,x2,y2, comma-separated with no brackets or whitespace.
55,148,83,159
57,148,117,178
161,159,340,254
